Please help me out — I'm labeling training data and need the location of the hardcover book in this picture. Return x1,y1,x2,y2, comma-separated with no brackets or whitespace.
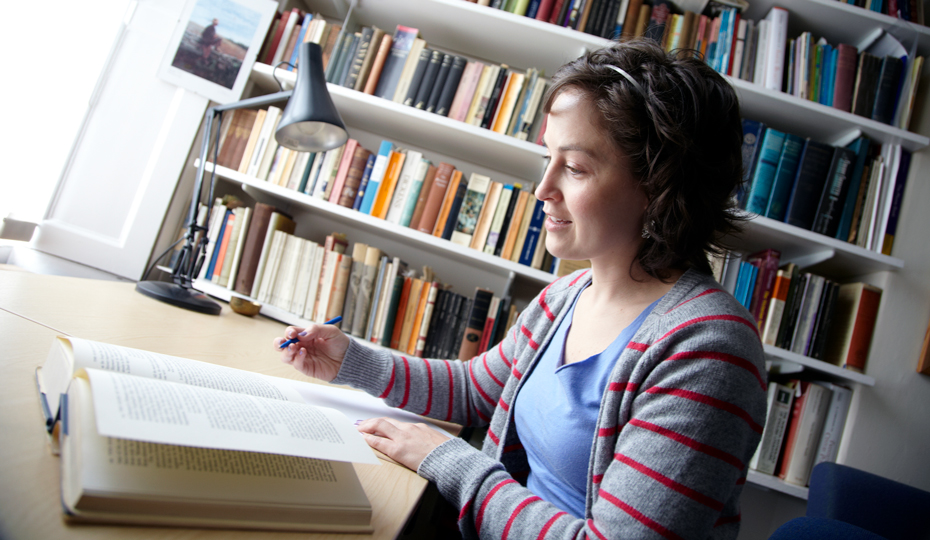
763,133,805,221
749,381,795,475
824,282,882,373
373,26,420,99
450,173,491,246
783,139,836,230
40,337,375,532
457,288,495,360
811,146,857,237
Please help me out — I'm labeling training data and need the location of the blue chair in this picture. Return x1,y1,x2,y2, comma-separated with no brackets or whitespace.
769,462,930,540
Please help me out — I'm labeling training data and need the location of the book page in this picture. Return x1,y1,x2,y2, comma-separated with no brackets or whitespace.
69,337,304,402
84,368,378,465
285,379,454,438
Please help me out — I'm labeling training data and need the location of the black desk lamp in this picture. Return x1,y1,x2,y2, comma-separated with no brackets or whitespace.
136,42,347,314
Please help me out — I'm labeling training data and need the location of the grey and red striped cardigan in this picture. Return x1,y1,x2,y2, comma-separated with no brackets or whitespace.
333,267,767,540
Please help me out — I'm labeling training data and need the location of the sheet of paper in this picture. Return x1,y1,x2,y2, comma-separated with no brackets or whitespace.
69,337,304,403
85,368,379,465
285,380,455,438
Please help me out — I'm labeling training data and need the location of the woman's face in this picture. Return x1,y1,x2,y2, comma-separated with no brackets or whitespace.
535,88,648,265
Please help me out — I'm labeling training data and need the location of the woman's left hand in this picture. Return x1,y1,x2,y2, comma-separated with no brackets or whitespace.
357,418,451,471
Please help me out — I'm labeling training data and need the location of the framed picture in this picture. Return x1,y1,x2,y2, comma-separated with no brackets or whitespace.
158,0,277,104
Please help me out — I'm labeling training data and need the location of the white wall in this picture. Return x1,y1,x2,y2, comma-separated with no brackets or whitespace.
0,1,130,223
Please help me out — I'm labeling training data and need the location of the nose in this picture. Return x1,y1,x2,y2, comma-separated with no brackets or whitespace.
535,161,557,201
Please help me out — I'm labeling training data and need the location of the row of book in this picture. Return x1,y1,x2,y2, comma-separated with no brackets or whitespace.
657,3,921,130
193,198,520,360
713,248,882,372
474,0,924,130
210,111,558,272
751,378,852,487
257,9,548,142
739,118,912,255
842,0,926,25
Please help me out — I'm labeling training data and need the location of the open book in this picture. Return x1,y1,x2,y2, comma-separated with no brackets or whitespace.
37,336,389,532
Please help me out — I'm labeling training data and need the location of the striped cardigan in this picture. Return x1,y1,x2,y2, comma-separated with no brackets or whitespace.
333,268,767,540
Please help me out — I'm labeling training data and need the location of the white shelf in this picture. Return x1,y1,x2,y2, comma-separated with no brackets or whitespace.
202,161,556,288
747,469,810,500
764,344,876,386
732,214,904,278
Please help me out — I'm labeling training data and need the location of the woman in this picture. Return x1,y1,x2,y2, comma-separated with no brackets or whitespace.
277,39,767,540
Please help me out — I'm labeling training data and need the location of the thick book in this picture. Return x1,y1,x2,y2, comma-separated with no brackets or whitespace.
470,181,503,251
870,55,904,124
789,274,827,355
761,268,792,345
824,282,882,373
233,203,274,295
517,199,546,267
385,150,425,224
778,381,833,487
326,139,359,205
425,54,455,113
413,50,444,109
457,288,495,360
40,336,376,532
401,47,434,107
811,146,858,237
451,173,492,247
738,118,766,206
417,162,455,234
851,52,882,119
391,38,428,104
350,245,384,338
813,383,852,467
448,61,484,121
746,248,781,330
500,190,531,260
435,55,468,117
362,33,394,95
776,270,807,350
763,133,805,221
408,164,438,231
413,282,440,357
484,184,515,255
373,25,420,99
249,212,296,299
749,381,795,475
358,140,394,215
370,150,408,220
342,27,375,90
783,139,836,230
441,178,471,241
834,136,872,242
744,128,786,215
832,43,858,113
325,252,354,320
337,145,373,208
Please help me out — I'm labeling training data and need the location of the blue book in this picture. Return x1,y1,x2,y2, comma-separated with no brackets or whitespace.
738,119,767,206
745,128,787,214
738,263,758,309
353,154,377,211
764,133,805,221
784,139,836,230
834,136,872,241
205,209,231,280
358,141,394,215
286,14,313,71
518,199,546,267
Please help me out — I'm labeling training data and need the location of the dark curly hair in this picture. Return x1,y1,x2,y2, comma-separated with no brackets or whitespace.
542,38,745,279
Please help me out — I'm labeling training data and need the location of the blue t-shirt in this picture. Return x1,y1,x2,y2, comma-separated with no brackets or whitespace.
513,288,659,518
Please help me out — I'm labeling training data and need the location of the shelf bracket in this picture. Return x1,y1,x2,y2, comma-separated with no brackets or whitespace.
785,248,836,270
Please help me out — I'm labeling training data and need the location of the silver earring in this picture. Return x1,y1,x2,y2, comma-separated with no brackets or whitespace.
642,220,654,239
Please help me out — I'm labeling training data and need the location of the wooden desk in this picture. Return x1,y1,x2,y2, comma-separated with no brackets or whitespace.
0,270,433,540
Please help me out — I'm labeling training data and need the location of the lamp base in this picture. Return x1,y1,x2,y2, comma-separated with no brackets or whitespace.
135,280,221,315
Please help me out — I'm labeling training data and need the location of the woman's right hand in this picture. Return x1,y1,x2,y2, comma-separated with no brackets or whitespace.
274,323,350,382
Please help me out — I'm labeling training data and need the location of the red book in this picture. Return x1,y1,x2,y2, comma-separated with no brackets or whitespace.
328,139,359,204
261,9,293,65
824,283,882,373
832,44,858,113
746,248,781,330
535,0,557,21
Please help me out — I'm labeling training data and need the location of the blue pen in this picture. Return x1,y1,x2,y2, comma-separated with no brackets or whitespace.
279,316,342,349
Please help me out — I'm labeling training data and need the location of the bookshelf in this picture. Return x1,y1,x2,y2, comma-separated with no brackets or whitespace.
182,0,927,502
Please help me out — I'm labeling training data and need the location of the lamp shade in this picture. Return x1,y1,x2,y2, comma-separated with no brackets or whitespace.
275,42,348,152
